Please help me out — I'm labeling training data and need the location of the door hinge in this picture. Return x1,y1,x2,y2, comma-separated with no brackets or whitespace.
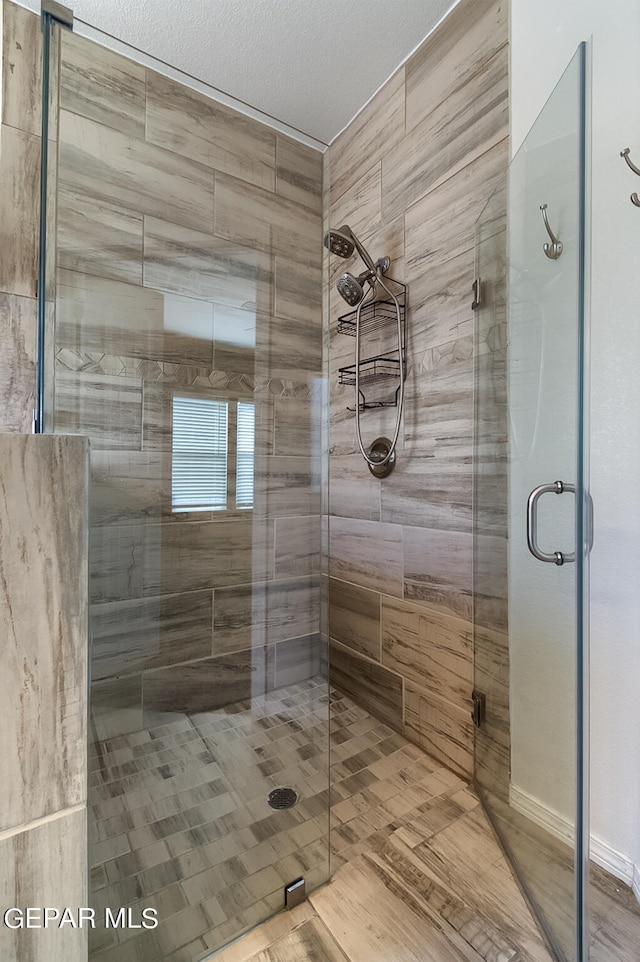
472,690,486,728
471,277,482,311
284,877,306,909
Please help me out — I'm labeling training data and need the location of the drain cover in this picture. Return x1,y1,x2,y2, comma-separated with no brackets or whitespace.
267,787,298,810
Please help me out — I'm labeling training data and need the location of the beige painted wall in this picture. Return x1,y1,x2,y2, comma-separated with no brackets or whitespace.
326,0,509,779
511,0,640,893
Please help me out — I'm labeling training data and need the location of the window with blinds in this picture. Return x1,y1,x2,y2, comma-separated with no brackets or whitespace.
171,396,229,511
236,400,255,509
171,396,255,513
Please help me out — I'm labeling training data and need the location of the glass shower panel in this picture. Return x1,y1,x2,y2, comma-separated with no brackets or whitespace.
47,24,328,962
474,46,589,962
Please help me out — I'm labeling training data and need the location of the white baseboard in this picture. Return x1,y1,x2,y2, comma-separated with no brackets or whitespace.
509,783,574,844
510,783,640,902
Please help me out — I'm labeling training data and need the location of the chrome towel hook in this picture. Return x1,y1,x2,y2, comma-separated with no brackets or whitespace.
620,148,640,207
540,204,563,259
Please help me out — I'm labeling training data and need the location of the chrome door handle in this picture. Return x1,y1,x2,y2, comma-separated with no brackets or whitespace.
526,480,576,565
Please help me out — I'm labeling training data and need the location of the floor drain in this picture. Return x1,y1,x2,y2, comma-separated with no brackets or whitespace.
267,787,298,810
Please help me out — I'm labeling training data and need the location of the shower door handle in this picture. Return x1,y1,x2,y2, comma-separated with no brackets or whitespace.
526,480,576,565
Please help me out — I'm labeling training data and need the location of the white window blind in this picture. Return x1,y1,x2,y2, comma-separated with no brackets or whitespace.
236,400,255,509
172,396,228,511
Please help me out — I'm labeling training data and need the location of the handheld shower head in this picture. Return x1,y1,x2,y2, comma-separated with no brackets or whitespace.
324,227,355,259
324,224,377,272
337,271,370,307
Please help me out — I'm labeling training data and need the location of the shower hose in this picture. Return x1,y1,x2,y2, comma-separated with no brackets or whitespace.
354,269,405,469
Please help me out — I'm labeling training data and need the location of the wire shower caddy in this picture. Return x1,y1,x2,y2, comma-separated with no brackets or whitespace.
337,279,406,411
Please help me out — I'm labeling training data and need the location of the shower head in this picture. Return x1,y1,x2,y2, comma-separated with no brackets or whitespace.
337,270,373,307
324,226,355,260
324,224,377,272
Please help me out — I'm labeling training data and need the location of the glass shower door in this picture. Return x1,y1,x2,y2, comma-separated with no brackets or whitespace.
474,45,590,962
44,20,329,962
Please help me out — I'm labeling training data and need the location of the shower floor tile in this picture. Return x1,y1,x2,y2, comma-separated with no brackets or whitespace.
89,677,333,961
89,685,640,962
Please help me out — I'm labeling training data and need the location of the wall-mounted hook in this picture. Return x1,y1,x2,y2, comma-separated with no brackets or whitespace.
621,147,640,176
620,148,640,207
540,204,563,260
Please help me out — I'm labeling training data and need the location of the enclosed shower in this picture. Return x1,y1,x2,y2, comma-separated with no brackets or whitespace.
3,1,640,961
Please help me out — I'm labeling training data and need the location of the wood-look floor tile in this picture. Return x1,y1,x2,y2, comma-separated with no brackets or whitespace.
207,688,637,962
310,855,478,962
213,903,316,962
414,807,555,960
244,917,350,962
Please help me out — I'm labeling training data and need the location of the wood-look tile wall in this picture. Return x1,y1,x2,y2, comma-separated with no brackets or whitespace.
1,9,90,961
327,0,509,780
0,1,41,430
49,25,323,729
0,433,89,962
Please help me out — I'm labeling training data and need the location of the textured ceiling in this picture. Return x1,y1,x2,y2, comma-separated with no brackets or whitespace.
21,0,456,145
